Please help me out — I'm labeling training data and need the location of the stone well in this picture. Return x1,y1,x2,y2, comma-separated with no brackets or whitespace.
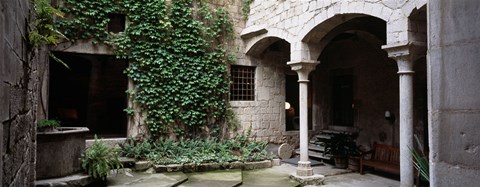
36,127,89,179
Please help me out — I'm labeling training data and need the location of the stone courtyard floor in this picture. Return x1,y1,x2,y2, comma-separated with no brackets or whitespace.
103,163,400,187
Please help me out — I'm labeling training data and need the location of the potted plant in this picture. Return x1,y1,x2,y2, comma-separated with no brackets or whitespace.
323,133,359,169
36,119,89,179
81,135,123,183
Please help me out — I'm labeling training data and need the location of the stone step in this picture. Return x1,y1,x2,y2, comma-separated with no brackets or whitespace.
178,169,242,187
241,166,301,187
107,171,188,187
295,149,332,160
35,173,93,187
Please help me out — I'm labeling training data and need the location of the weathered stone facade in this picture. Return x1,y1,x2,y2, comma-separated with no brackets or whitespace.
238,0,480,186
237,0,429,147
428,0,480,186
1,0,46,186
3,0,475,186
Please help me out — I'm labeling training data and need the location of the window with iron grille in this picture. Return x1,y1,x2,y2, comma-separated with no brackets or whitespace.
230,65,255,101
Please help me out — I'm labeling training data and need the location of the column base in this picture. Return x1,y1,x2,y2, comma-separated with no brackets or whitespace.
296,161,313,176
289,174,325,186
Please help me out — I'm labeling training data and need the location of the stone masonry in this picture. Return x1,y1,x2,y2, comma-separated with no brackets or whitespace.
1,0,46,186
428,0,480,186
239,0,480,186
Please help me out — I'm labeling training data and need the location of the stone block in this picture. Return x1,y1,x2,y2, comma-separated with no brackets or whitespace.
381,6,394,21
183,163,196,173
154,165,168,173
289,174,325,186
119,157,136,168
166,164,184,172
35,174,93,187
229,161,244,170
197,163,221,172
134,161,152,171
244,160,272,170
145,167,156,174
272,158,281,166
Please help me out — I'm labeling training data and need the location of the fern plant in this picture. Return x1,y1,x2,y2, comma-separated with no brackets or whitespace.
81,136,123,180
37,119,61,131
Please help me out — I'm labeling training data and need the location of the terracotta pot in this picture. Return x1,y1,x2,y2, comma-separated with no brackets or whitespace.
334,156,348,169
348,156,360,171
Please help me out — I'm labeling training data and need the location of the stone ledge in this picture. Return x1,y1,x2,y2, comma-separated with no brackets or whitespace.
134,160,153,171
244,160,272,170
289,174,325,186
35,173,93,187
120,157,136,168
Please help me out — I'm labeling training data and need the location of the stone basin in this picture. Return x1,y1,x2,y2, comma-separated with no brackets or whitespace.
36,127,89,179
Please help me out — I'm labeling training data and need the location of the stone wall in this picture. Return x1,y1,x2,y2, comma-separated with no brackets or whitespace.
1,0,45,186
428,0,480,186
239,0,429,147
231,48,299,145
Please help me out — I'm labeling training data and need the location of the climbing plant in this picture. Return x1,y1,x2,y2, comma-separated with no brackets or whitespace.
29,0,69,68
241,0,254,20
29,0,66,47
57,0,235,138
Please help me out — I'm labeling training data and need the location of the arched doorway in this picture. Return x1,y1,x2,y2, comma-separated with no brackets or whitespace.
310,16,401,148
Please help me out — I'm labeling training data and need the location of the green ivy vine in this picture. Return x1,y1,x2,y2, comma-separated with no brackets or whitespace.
57,0,235,138
241,0,254,20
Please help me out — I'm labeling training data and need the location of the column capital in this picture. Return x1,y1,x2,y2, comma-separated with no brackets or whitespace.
287,60,320,81
382,41,426,73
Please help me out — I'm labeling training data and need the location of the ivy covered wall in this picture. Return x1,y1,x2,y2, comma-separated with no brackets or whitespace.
56,0,241,139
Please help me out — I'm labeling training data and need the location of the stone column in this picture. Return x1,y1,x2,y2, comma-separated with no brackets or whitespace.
287,60,319,176
397,57,414,187
382,42,425,187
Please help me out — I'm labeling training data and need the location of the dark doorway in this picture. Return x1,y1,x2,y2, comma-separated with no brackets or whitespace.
285,73,313,131
49,52,128,138
285,74,299,131
332,75,354,126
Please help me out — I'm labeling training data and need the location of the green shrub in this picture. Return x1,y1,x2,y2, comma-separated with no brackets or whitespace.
119,132,272,165
37,119,61,131
81,136,123,180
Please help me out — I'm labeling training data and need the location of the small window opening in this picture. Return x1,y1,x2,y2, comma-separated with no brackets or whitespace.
230,65,255,101
108,13,126,33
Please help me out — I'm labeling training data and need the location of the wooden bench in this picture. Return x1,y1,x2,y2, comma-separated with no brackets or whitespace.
360,143,400,175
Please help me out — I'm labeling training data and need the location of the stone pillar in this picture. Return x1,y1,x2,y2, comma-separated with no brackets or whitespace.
397,58,415,187
287,60,319,176
429,1,480,186
383,42,425,187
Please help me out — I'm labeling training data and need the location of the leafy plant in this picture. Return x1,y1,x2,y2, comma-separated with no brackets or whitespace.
241,0,254,20
323,133,359,158
37,119,61,131
81,136,123,180
411,135,429,182
29,0,70,68
119,132,272,165
29,0,66,47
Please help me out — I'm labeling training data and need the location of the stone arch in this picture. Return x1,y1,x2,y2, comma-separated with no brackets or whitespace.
408,5,427,49
403,0,427,19
244,28,293,58
299,14,387,60
295,1,407,59
299,1,394,43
